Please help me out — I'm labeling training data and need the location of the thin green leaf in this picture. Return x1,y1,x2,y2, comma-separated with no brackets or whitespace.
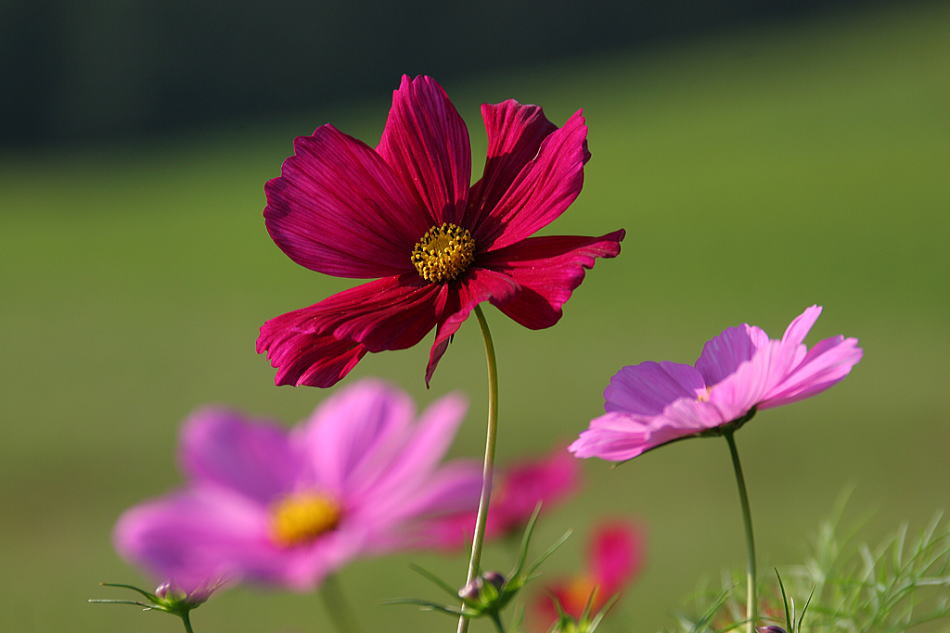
527,530,573,578
99,582,158,602
408,563,461,600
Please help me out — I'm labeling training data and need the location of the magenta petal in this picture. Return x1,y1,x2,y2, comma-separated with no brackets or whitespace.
257,320,368,388
759,335,863,408
257,276,444,387
425,268,520,385
180,408,301,505
591,521,643,594
377,75,471,225
476,109,590,250
480,231,624,329
605,361,706,415
265,124,427,278
295,274,443,353
465,100,557,229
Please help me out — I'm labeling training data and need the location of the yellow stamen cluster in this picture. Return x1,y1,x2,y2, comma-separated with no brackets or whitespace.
270,493,341,547
411,223,476,283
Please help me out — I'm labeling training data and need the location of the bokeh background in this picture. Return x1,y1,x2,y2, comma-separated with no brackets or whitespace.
1,1,947,631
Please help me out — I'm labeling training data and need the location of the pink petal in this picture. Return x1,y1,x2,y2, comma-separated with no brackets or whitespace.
475,110,590,250
376,75,471,225
114,487,270,592
294,379,415,497
425,268,520,385
591,521,644,595
604,361,706,415
492,447,579,530
705,306,829,417
759,335,862,408
695,323,770,386
479,231,624,329
380,461,483,528
265,123,428,278
782,305,823,348
364,392,469,498
464,100,557,228
180,408,301,505
257,275,442,387
569,412,673,461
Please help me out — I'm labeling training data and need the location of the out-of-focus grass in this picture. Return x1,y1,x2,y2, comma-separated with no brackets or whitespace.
1,4,948,632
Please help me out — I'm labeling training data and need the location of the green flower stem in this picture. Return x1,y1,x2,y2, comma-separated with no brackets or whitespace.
724,431,757,633
457,305,500,633
180,611,195,633
321,573,362,633
490,612,507,633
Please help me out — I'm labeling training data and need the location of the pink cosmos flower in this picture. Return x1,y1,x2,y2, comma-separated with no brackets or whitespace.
257,75,624,387
570,306,862,462
425,446,579,549
115,379,481,592
533,521,644,628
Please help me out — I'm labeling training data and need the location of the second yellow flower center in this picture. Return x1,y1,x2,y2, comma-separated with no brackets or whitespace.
270,493,341,547
411,223,476,283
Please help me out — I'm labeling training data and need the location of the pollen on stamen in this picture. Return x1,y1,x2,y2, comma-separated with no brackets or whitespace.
270,493,341,547
411,223,476,283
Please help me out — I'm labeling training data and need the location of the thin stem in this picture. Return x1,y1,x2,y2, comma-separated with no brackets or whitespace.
180,611,195,633
320,574,362,633
456,305,500,633
490,612,507,633
724,431,757,633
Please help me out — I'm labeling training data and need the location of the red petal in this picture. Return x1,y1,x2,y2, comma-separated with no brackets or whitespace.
425,269,520,385
464,100,557,229
265,124,428,278
376,75,471,225
258,276,442,387
479,231,624,329
476,110,590,250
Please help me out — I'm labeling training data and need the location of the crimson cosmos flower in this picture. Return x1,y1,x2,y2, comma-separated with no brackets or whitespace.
258,75,625,387
533,521,644,630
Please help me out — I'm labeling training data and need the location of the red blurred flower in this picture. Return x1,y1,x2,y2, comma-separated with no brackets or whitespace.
534,521,644,630
425,446,580,549
257,75,624,387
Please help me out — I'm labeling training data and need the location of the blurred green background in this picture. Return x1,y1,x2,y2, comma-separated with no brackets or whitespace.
1,2,948,631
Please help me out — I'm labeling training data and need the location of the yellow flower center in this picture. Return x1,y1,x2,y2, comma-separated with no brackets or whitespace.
270,493,341,547
411,223,476,283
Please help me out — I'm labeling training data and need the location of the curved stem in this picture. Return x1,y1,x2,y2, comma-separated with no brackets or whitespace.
180,611,195,633
724,431,757,633
320,574,362,633
456,305,500,633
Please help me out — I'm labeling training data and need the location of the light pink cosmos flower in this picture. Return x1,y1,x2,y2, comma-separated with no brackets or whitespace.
532,521,644,628
571,306,862,462
425,446,579,549
258,75,624,388
115,380,481,592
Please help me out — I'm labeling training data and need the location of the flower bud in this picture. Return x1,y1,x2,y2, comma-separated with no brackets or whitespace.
458,576,484,600
154,582,181,601
756,627,787,633
481,571,506,590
